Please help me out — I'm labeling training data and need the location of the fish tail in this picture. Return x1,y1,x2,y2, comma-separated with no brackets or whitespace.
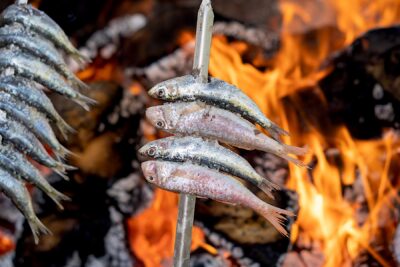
72,52,91,65
47,188,71,210
258,205,294,237
74,94,97,111
71,76,89,90
259,179,280,199
283,144,308,156
280,153,309,168
57,119,75,141
27,216,52,245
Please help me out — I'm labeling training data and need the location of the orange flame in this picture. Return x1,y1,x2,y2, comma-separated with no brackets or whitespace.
127,189,215,267
208,0,400,266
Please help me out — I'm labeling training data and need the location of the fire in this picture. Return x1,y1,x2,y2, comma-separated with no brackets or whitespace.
127,189,215,267
208,0,400,266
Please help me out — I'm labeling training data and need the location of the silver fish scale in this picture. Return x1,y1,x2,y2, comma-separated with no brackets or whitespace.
0,2,93,244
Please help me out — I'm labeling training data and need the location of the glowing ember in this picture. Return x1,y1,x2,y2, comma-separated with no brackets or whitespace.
207,0,400,266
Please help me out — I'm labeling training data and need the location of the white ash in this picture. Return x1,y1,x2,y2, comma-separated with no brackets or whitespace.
69,14,147,71
213,21,279,52
196,222,259,267
190,253,228,267
375,103,395,121
126,41,195,85
372,84,384,100
107,172,151,215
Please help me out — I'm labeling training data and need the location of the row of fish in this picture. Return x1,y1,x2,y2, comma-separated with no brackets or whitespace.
0,3,92,243
141,75,308,236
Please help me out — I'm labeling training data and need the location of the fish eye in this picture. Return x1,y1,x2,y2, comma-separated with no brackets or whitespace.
156,120,165,128
147,146,157,157
148,176,154,181
157,87,166,98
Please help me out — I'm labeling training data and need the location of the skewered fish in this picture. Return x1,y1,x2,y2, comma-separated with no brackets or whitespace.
0,76,74,139
0,2,92,243
0,3,89,64
0,24,88,89
142,161,294,236
146,102,308,167
139,136,279,198
0,49,95,110
149,74,288,140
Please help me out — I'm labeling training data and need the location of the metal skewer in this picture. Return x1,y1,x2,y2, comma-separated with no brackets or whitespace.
15,0,28,4
172,1,214,266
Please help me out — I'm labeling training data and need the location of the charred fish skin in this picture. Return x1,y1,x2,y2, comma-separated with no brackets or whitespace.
146,102,308,167
0,168,51,244
142,161,294,236
148,74,289,140
0,4,89,64
0,26,87,89
0,76,75,138
0,144,69,209
0,49,96,111
138,136,279,198
0,92,70,157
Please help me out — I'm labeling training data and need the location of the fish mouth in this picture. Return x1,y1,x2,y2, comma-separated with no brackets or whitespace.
137,146,150,161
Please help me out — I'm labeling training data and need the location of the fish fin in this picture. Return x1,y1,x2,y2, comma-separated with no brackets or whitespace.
280,154,310,168
259,179,280,199
74,94,97,111
27,216,52,245
47,188,71,210
53,169,70,181
263,121,290,140
56,119,75,141
259,205,294,237
283,144,308,156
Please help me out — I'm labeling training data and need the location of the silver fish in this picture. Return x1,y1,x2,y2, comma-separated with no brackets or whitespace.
0,25,88,89
0,49,95,111
0,115,68,176
138,136,279,198
142,161,294,236
0,4,89,64
0,92,70,157
0,143,70,209
0,168,51,244
0,76,74,139
145,102,308,167
149,74,288,140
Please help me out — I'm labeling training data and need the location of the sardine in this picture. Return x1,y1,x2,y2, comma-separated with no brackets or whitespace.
0,168,51,244
142,161,294,236
0,25,88,89
0,115,69,176
0,76,74,139
145,102,308,167
0,92,70,157
139,136,279,198
0,143,70,209
0,4,89,64
0,49,95,110
149,74,288,140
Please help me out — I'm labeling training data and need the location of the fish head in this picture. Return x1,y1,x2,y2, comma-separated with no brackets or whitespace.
148,75,194,101
138,139,170,160
149,80,178,101
141,161,172,186
145,104,180,131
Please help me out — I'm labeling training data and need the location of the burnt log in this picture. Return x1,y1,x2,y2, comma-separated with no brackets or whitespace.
320,26,400,139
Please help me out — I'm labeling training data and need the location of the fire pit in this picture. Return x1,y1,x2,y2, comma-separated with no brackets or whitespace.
0,0,399,266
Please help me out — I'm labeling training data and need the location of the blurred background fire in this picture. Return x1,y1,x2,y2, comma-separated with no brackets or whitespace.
1,0,400,266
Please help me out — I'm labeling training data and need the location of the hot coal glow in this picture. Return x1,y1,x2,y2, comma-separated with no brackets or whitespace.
127,0,400,266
